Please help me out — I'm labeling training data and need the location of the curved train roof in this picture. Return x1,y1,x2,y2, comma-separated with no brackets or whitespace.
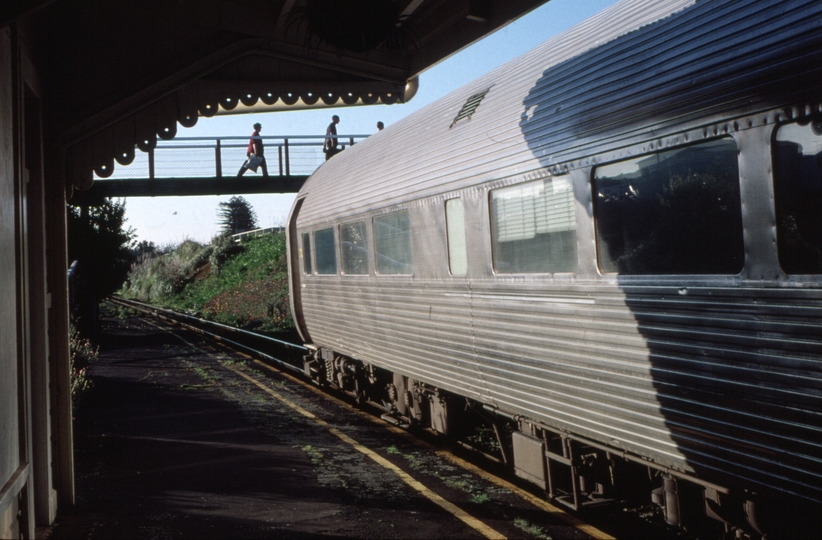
297,0,822,226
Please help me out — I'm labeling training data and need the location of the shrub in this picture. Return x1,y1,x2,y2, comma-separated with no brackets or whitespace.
70,324,99,409
121,239,212,302
121,232,294,335
209,233,244,276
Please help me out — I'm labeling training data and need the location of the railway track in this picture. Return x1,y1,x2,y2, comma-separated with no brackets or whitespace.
106,296,693,540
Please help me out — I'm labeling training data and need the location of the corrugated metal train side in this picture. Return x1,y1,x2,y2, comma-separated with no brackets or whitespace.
286,0,822,534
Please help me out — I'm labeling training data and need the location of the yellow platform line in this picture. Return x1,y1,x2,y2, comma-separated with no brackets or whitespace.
147,319,506,540
249,359,615,540
227,366,506,540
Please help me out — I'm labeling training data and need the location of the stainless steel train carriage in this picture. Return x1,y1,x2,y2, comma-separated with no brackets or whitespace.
286,0,822,536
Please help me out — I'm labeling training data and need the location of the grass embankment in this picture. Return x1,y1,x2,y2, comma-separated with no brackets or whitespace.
120,233,295,338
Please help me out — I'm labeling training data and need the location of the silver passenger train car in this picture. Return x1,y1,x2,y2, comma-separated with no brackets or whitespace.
287,0,822,535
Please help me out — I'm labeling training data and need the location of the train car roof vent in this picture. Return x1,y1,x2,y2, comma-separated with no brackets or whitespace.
450,87,492,128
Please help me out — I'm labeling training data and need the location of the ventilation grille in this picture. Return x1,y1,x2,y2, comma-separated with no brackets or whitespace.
450,87,491,128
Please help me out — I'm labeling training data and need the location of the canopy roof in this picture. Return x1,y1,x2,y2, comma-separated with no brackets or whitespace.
3,0,547,190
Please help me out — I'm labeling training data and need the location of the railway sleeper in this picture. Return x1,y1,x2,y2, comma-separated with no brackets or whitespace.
302,349,815,539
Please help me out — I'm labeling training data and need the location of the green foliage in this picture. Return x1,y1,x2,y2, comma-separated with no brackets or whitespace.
67,198,136,299
186,233,291,332
121,232,293,335
470,493,491,504
513,518,551,540
120,239,212,303
70,324,99,409
301,444,324,465
210,233,244,276
67,198,136,326
218,196,258,235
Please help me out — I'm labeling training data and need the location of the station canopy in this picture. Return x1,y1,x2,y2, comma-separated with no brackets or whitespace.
2,0,547,191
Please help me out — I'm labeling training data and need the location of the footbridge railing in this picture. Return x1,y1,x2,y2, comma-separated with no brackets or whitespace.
95,134,370,180
72,134,371,201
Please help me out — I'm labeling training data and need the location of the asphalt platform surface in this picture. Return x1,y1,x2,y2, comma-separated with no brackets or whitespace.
41,310,596,540
42,313,495,540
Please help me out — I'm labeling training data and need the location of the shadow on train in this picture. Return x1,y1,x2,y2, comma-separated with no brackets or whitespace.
518,1,821,537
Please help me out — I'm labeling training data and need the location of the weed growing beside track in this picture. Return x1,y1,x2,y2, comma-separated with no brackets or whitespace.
69,324,99,409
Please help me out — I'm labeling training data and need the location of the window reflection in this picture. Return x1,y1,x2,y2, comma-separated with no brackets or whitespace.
340,221,369,274
374,211,414,275
774,121,822,274
593,138,743,274
314,227,337,274
490,176,577,274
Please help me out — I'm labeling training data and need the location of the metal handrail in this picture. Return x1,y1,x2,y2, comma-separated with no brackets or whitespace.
232,226,285,243
97,134,371,180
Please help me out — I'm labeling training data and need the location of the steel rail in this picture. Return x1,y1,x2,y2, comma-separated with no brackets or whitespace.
108,296,306,374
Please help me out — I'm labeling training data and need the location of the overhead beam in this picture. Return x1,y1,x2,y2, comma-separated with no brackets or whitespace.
58,39,408,149
68,176,308,204
0,0,57,29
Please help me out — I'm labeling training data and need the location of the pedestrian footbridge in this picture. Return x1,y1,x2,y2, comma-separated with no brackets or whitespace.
70,134,368,203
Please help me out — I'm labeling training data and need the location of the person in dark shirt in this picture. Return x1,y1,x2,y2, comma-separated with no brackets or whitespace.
324,115,340,160
237,122,268,177
376,121,384,131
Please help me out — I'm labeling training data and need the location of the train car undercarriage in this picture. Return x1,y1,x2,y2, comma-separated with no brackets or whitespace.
302,348,819,540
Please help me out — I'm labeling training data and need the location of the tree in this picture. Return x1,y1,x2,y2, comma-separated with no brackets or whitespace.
218,196,258,235
129,239,162,265
67,198,136,332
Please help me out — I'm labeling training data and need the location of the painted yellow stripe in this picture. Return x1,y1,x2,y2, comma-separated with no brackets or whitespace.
431,450,615,540
227,366,506,540
149,317,608,540
249,360,614,540
146,322,505,537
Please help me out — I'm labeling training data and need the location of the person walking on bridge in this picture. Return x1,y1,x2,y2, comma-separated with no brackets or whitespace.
237,122,268,177
324,115,340,160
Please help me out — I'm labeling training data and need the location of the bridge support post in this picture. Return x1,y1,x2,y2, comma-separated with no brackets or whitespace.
284,138,290,176
215,139,222,178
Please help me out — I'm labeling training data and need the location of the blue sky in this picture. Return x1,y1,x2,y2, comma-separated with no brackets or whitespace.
122,0,618,246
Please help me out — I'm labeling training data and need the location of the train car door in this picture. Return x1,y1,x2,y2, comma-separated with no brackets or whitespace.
286,196,311,343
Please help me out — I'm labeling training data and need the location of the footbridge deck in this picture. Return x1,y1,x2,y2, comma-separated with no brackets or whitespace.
71,134,369,202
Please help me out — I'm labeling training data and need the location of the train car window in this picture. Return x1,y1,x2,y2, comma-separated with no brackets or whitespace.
773,121,822,274
340,221,369,274
314,227,337,274
593,137,743,274
301,232,312,274
374,211,413,275
489,176,577,274
445,199,467,276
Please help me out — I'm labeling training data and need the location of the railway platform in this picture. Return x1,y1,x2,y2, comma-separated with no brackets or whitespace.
40,307,612,540
42,315,358,538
